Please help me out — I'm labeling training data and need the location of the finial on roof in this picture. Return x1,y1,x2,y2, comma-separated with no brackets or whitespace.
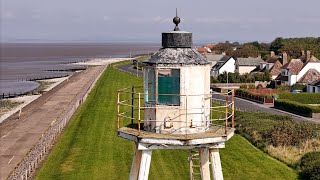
173,8,180,31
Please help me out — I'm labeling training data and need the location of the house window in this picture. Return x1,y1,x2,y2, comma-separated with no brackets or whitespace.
158,69,180,105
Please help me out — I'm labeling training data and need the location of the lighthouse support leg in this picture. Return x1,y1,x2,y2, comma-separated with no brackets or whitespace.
129,144,142,180
199,148,211,180
210,148,224,180
138,150,152,180
129,144,152,180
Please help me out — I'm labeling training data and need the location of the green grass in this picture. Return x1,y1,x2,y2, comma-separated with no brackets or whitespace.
35,62,298,180
221,135,297,180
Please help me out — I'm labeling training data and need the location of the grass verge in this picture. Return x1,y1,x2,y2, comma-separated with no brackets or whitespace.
35,62,298,180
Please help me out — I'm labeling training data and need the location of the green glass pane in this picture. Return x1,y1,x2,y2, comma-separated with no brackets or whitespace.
158,69,180,105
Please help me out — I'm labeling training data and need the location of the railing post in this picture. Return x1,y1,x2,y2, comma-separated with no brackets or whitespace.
225,91,229,134
138,93,141,134
131,86,134,125
232,89,235,128
117,90,120,129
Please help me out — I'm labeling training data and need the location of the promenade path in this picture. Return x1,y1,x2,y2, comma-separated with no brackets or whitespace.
0,66,105,179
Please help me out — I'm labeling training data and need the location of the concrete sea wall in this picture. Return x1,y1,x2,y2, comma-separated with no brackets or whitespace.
7,65,106,180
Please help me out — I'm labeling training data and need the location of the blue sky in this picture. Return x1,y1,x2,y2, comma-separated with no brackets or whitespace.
1,0,320,43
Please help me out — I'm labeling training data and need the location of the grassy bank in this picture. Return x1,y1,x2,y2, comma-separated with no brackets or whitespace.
36,62,298,179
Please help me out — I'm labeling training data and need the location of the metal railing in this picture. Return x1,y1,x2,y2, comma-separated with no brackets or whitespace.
117,86,235,135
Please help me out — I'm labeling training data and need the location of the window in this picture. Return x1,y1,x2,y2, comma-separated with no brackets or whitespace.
158,69,180,105
144,67,156,103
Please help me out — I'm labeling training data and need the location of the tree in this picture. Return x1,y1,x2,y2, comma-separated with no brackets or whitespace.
270,37,284,55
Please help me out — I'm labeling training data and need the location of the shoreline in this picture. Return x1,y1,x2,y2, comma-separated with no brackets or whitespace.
0,58,130,124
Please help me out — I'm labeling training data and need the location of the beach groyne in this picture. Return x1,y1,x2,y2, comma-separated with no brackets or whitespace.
6,65,106,180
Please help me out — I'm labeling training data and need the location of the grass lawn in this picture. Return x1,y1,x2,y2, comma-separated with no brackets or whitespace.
278,92,320,104
35,62,298,180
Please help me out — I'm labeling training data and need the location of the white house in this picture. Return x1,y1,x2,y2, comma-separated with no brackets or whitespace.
307,79,320,93
235,57,264,74
277,57,320,86
211,56,236,77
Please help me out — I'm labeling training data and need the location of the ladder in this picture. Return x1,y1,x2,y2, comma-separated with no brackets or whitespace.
189,149,201,180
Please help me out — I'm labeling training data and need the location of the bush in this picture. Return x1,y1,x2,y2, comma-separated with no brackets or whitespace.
291,84,306,91
268,121,316,147
275,99,320,117
236,89,273,99
298,152,320,180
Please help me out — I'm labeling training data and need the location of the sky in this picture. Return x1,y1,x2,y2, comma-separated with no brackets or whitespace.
1,0,320,43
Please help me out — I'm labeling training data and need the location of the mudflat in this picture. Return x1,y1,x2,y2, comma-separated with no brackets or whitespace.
0,65,104,179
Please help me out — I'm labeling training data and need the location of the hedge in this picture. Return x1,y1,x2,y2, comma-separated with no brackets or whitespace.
274,99,320,117
298,152,320,180
236,89,274,99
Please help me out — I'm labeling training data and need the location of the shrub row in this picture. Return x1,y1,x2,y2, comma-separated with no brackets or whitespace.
236,89,274,99
278,92,320,104
235,111,319,149
298,152,320,180
275,99,320,117
235,111,320,178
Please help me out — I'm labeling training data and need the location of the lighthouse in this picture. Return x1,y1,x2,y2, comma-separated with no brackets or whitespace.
117,11,235,180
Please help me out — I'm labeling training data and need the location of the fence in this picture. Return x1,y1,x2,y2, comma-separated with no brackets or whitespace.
117,87,235,135
7,66,106,180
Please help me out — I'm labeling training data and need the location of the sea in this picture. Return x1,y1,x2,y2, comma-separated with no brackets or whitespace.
0,42,160,96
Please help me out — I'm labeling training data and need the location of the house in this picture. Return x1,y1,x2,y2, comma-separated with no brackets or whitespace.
268,60,283,79
205,54,224,67
197,47,208,54
307,79,320,93
211,56,236,77
254,51,284,79
235,57,264,74
276,54,320,86
277,59,304,85
298,69,320,84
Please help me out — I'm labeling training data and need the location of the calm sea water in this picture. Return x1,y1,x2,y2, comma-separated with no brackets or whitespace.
0,42,160,96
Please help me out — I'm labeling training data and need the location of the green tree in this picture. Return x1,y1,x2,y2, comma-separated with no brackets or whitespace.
270,37,284,55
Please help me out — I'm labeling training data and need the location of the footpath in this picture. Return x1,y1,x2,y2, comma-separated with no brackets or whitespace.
0,66,105,179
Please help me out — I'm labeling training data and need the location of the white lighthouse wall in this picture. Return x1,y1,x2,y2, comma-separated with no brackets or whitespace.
152,64,211,134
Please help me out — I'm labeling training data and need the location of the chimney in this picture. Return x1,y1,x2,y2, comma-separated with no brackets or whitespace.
222,51,226,55
282,51,288,65
270,51,275,57
257,54,261,59
307,50,311,61
301,50,305,56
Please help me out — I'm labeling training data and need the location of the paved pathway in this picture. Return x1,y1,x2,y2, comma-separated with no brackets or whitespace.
0,66,105,179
